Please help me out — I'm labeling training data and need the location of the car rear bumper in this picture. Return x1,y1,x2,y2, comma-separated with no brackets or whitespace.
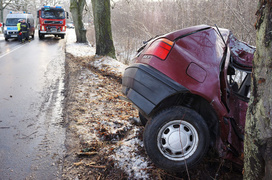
122,63,188,115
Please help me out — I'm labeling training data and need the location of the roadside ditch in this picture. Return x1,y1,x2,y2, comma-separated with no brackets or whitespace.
61,48,243,180
61,53,151,179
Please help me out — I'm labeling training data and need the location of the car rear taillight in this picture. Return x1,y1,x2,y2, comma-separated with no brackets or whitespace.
144,38,174,60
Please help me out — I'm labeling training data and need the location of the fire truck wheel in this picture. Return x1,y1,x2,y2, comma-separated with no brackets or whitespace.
39,33,44,39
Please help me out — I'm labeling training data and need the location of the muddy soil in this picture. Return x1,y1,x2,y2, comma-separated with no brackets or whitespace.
61,53,243,180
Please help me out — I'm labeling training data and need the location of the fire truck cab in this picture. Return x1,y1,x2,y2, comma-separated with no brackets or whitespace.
37,6,68,39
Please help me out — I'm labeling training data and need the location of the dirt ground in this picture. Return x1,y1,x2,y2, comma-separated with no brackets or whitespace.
61,53,243,180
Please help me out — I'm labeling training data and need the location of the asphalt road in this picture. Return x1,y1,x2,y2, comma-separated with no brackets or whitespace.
0,34,66,179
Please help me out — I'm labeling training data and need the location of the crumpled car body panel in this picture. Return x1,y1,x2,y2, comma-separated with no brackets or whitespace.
122,25,254,165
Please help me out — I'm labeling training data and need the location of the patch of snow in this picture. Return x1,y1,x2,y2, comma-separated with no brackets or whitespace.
110,128,150,179
89,56,127,77
66,29,95,57
0,33,4,41
65,29,150,179
66,29,127,77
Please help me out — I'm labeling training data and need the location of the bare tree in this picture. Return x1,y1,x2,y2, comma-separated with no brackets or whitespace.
0,0,13,22
4,0,67,19
70,0,87,43
8,0,31,11
244,1,272,179
91,0,116,59
107,0,257,64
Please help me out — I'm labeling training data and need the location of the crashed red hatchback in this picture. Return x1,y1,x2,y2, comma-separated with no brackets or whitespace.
122,25,255,172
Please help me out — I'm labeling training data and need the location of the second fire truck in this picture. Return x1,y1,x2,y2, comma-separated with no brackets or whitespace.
37,6,68,39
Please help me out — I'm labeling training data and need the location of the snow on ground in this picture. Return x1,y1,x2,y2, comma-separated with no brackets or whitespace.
0,33,4,41
66,29,96,57
66,29,127,77
110,128,150,179
65,29,150,179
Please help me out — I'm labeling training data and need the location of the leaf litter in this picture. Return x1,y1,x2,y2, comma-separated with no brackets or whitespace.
63,30,153,179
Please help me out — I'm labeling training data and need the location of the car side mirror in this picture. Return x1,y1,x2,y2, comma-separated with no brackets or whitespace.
66,12,69,19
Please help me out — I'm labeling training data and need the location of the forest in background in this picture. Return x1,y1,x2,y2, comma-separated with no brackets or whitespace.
87,0,258,64
2,0,258,64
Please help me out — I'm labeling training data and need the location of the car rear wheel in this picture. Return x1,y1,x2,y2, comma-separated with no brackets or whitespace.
143,106,210,172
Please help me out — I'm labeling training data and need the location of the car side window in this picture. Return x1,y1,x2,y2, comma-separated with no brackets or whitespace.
227,65,251,99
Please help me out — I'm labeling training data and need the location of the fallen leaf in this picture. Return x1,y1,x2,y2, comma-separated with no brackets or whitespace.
74,161,83,166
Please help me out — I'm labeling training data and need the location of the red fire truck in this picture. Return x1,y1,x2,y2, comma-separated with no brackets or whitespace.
37,6,68,39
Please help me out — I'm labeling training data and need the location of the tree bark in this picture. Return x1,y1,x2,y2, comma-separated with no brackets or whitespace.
70,0,87,43
0,0,3,23
244,1,272,179
91,0,116,59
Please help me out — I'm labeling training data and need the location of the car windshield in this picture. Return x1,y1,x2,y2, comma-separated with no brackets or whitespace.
41,9,65,19
6,18,25,26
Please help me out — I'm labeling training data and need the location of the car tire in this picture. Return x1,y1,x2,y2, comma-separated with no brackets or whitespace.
139,112,148,126
143,106,210,172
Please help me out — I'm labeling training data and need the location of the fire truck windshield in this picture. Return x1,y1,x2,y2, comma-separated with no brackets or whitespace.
41,9,65,19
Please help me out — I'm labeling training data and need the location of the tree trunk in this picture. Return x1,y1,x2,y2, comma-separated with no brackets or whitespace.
244,1,272,179
0,0,3,23
91,0,116,59
1,0,13,32
70,0,87,43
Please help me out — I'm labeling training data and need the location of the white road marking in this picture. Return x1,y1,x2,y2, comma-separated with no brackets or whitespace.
0,44,26,59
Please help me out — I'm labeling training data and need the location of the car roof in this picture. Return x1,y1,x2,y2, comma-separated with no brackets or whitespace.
6,13,33,19
162,25,254,71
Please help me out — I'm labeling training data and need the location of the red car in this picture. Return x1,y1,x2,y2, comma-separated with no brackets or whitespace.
122,25,254,172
